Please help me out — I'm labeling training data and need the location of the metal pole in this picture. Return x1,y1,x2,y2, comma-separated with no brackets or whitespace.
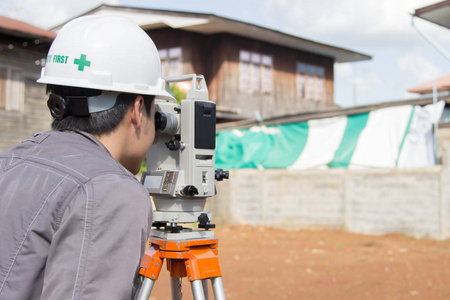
136,277,156,300
433,82,438,164
202,279,209,300
211,277,226,300
191,280,206,300
170,277,183,300
411,16,450,62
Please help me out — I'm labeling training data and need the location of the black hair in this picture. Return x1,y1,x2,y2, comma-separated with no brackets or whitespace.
46,85,154,135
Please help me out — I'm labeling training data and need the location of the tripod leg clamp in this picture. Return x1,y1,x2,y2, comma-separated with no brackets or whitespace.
139,245,164,280
185,246,222,281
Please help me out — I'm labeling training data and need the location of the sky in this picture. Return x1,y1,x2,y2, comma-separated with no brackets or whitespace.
1,0,449,108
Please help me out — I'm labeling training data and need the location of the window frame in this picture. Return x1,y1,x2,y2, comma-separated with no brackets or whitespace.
0,65,24,112
239,50,273,94
296,62,325,102
159,47,182,77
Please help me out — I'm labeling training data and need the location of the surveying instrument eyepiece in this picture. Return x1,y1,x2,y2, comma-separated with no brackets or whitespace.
135,74,228,300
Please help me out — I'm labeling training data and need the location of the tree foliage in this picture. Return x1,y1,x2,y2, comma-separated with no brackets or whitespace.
170,84,186,104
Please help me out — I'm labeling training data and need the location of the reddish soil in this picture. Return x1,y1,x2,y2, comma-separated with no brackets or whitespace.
148,225,450,300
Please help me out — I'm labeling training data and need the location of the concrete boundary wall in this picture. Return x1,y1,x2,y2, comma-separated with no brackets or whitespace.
208,145,450,239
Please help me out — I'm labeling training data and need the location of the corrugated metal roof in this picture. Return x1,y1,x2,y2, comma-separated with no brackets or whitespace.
0,15,56,40
217,93,450,130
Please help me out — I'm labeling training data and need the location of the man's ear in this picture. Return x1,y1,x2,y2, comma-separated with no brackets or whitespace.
130,96,144,128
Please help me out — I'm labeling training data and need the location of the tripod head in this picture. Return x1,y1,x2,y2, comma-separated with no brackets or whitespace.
141,74,228,232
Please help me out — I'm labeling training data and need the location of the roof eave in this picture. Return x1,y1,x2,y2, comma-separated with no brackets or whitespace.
414,0,450,29
0,28,54,43
53,4,371,63
195,15,371,63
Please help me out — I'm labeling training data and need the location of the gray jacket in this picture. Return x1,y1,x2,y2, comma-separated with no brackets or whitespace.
0,131,152,300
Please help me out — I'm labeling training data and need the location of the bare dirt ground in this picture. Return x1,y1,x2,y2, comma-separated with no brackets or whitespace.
148,225,450,300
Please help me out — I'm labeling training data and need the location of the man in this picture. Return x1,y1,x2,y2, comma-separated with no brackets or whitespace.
0,15,174,299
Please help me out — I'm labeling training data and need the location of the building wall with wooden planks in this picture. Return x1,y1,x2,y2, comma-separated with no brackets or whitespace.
147,28,335,122
0,46,51,151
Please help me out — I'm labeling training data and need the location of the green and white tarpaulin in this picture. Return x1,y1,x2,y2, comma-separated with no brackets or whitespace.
215,101,445,170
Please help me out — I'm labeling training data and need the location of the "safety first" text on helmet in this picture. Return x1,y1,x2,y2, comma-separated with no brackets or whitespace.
46,55,69,64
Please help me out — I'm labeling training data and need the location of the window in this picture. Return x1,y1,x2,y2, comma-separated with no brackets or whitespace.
296,62,325,101
315,67,325,101
0,66,24,112
240,50,272,93
306,65,315,100
261,55,273,94
159,47,182,77
296,63,306,99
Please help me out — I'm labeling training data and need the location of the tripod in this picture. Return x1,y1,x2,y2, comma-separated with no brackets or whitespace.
135,214,226,300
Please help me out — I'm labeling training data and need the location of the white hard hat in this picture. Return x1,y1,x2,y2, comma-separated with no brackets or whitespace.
38,15,173,100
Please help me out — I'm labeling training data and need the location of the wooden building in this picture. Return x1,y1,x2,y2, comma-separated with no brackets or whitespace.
62,4,371,122
0,16,54,150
